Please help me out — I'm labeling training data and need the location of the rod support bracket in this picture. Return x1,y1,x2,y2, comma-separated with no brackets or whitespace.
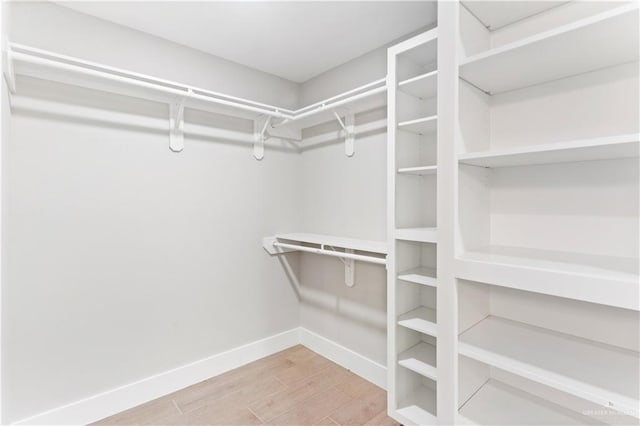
254,116,272,160
333,112,355,157
169,89,191,153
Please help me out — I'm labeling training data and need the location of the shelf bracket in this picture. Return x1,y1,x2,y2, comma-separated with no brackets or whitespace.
169,90,191,153
254,116,272,161
333,112,355,157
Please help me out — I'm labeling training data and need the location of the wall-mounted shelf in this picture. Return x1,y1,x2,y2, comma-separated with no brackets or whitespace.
398,306,437,337
398,342,437,381
398,165,438,176
398,267,437,288
459,4,640,94
6,42,388,158
396,227,437,243
263,233,387,288
459,134,640,168
398,70,438,99
398,115,438,135
458,379,597,426
272,79,387,132
459,316,640,418
456,246,639,311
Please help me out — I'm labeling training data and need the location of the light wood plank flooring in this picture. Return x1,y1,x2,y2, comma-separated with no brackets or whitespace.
93,345,400,426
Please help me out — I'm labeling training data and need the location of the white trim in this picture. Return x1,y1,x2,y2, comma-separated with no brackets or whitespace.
12,328,387,425
14,328,299,425
298,328,387,390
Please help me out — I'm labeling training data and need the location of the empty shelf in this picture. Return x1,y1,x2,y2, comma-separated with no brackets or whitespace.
398,115,437,135
398,307,437,337
398,342,437,381
396,227,437,243
398,267,437,288
398,70,438,99
459,4,640,94
458,134,640,168
273,233,386,254
398,165,437,176
459,316,640,417
395,385,437,426
458,379,600,425
455,245,639,311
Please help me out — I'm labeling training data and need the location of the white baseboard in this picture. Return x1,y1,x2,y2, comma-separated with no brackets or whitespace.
14,328,300,425
13,327,387,425
298,328,387,390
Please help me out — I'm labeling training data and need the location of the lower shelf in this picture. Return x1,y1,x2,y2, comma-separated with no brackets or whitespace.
398,342,437,381
398,266,437,287
459,316,640,417
396,385,437,425
458,380,601,425
398,306,437,337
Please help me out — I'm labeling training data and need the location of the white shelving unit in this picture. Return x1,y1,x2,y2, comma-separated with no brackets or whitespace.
388,27,440,425
451,1,640,425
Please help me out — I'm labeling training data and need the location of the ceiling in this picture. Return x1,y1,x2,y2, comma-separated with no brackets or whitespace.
57,1,436,83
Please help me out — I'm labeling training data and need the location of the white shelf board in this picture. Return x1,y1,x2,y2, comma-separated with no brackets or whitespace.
459,316,640,417
398,71,438,99
398,306,437,337
398,342,437,381
398,165,438,176
398,267,437,288
455,245,639,311
278,89,387,131
398,115,438,135
274,233,387,254
395,385,438,426
459,134,640,168
459,4,640,94
458,379,600,425
396,227,437,243
461,1,569,31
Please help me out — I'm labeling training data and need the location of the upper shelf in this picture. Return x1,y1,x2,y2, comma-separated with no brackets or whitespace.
456,245,639,311
459,316,640,418
459,4,640,94
459,134,640,168
7,42,387,133
461,1,569,31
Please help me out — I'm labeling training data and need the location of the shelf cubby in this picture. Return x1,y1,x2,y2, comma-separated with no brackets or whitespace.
398,70,438,100
460,316,640,417
459,4,639,94
395,366,437,425
398,341,437,381
458,379,601,426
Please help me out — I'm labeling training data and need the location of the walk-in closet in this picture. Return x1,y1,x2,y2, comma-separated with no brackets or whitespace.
0,1,638,425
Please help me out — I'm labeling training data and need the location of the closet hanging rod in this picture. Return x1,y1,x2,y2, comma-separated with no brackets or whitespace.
272,84,387,128
8,42,295,119
272,242,387,265
295,77,387,114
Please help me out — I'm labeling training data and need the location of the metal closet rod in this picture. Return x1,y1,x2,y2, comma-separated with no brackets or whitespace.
8,42,388,124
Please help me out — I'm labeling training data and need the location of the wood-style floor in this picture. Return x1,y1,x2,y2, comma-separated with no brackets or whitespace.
94,345,400,426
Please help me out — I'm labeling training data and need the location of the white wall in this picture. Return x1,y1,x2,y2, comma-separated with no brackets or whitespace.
3,2,301,422
295,50,389,366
